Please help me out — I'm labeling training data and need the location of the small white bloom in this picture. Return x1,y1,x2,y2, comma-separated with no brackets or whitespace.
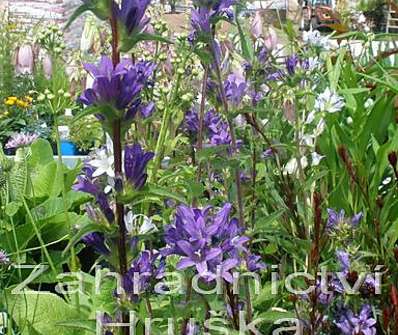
284,156,308,176
364,98,374,109
300,134,314,148
104,185,113,194
234,115,246,128
315,88,345,113
161,156,171,169
139,216,157,235
89,149,115,178
314,119,326,137
311,152,325,166
304,57,320,72
357,13,367,24
306,111,316,124
303,30,330,49
382,177,392,185
346,116,353,125
125,211,157,235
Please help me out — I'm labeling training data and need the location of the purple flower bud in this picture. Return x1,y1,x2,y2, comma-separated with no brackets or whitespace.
124,143,154,190
285,54,299,76
82,232,110,255
115,0,151,35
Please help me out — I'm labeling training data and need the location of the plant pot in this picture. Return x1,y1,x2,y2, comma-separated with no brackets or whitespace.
60,140,79,156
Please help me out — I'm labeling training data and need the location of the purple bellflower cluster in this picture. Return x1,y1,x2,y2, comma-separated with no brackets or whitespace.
79,56,155,123
184,109,238,148
327,209,363,232
189,0,235,44
73,171,115,223
124,144,155,190
224,74,247,107
162,203,265,282
267,54,310,81
81,232,110,255
335,304,377,335
123,250,166,298
75,143,154,253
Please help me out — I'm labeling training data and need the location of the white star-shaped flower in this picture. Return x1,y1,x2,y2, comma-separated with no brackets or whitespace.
89,149,114,178
315,88,345,113
311,152,325,166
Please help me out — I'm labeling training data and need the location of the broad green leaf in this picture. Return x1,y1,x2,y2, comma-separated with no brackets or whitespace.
31,161,63,197
30,139,54,167
5,290,86,335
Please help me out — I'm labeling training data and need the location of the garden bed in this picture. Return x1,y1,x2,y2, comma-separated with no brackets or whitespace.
1,1,398,335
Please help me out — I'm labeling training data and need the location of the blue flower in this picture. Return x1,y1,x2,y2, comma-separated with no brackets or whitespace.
82,232,110,255
335,305,376,335
123,250,165,296
73,175,115,223
79,56,155,121
163,203,264,281
114,0,151,35
124,143,154,190
327,209,363,231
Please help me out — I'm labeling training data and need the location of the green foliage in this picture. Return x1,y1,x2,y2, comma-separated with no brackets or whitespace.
69,115,104,152
5,291,86,335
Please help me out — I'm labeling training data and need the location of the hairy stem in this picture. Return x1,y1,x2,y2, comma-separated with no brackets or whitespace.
110,15,129,335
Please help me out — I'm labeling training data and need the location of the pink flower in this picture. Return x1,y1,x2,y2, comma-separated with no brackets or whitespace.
251,11,263,39
15,45,34,74
5,133,39,149
42,54,53,79
264,27,278,50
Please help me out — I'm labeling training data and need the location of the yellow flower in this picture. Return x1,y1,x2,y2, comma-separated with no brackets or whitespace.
25,96,33,103
4,99,15,106
7,96,17,102
16,99,29,108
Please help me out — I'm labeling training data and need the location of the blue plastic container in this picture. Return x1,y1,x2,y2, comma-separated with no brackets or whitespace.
60,140,78,156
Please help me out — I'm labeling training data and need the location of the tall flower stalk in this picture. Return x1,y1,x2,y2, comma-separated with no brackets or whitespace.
109,11,129,284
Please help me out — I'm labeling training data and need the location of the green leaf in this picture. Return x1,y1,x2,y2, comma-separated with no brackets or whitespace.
56,320,96,334
257,309,296,323
30,197,71,222
63,215,106,256
145,184,186,204
64,4,91,30
5,290,86,335
120,32,173,53
5,201,21,217
254,209,286,233
30,139,54,167
236,17,253,62
31,161,63,197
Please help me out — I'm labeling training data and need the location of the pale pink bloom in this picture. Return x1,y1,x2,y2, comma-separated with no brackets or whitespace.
15,45,34,74
251,11,263,39
264,27,278,50
42,54,53,79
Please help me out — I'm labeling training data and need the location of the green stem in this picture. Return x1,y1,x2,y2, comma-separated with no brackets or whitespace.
53,115,80,312
22,198,57,275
